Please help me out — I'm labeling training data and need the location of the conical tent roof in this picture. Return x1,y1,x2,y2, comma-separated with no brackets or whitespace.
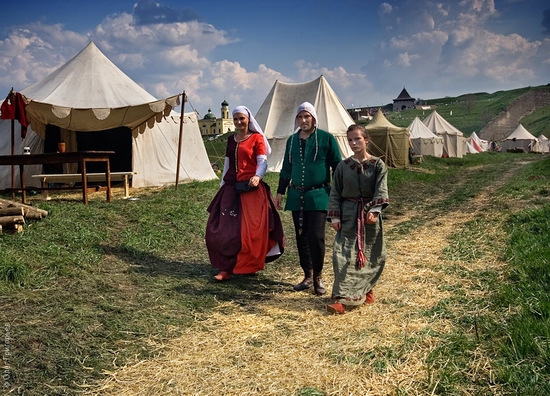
422,110,463,136
503,124,536,141
422,110,464,157
407,116,443,157
0,42,216,189
408,116,439,139
468,131,484,152
500,124,537,152
365,109,409,168
22,41,180,137
255,76,354,172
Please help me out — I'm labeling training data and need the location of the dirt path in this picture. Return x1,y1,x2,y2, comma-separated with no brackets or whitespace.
86,161,530,395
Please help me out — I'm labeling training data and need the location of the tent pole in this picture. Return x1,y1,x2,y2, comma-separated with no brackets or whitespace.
10,118,15,200
175,91,187,190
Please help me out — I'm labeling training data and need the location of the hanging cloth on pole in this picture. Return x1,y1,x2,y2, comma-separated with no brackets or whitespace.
1,90,29,138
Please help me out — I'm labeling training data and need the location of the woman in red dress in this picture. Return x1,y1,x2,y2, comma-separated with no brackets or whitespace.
205,106,284,281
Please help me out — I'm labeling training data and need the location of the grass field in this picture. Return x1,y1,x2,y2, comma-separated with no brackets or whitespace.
380,85,550,137
1,151,549,395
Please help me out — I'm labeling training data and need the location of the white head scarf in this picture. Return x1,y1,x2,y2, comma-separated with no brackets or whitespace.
232,105,271,156
294,101,318,130
289,101,320,164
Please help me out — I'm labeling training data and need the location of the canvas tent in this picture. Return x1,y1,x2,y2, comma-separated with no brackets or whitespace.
466,131,488,153
407,116,443,157
500,124,537,152
538,134,550,154
422,110,465,158
0,41,216,189
255,76,354,172
365,109,409,168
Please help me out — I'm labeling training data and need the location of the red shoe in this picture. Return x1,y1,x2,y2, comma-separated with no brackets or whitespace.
214,271,230,281
326,303,346,314
364,290,374,304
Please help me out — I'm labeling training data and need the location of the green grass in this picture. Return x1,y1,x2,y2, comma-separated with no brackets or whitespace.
1,153,549,394
382,85,550,137
420,155,550,395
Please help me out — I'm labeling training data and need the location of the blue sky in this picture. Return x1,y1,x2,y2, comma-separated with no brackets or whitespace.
1,0,549,116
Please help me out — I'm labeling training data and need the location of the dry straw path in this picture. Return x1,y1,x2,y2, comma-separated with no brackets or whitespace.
86,162,526,395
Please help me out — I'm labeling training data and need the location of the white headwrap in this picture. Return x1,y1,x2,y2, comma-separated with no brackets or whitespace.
289,101,319,163
232,105,271,156
294,101,318,129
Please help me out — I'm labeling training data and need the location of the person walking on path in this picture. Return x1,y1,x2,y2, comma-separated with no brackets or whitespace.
326,124,389,314
274,102,341,295
206,106,284,281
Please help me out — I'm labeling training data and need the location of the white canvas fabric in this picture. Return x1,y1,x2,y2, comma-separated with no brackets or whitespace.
365,109,410,168
467,131,486,153
0,42,216,189
255,76,354,172
538,134,549,153
422,110,465,158
21,42,180,137
500,124,537,152
407,116,443,157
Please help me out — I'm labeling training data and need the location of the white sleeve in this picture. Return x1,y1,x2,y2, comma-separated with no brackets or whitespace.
368,205,382,214
220,156,230,187
255,154,267,178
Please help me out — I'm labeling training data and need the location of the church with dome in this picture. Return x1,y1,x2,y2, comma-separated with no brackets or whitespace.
199,100,235,136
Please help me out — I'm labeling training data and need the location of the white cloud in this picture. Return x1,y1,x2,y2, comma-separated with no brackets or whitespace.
367,0,549,100
379,3,393,14
294,60,376,107
0,23,88,92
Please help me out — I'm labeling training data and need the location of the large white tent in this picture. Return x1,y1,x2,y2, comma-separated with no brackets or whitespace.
255,76,354,172
422,110,465,158
407,116,443,157
500,124,537,152
0,41,216,189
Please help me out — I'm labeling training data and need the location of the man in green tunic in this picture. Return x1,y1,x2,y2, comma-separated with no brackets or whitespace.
275,102,342,295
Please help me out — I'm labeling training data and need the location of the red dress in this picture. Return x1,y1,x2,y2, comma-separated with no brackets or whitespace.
206,133,284,274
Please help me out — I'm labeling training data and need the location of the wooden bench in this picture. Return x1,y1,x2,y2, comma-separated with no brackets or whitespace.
32,172,136,200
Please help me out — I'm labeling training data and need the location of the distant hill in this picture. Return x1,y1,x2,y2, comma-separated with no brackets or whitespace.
353,85,550,138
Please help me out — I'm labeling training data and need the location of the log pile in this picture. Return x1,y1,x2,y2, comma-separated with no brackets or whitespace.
0,198,48,234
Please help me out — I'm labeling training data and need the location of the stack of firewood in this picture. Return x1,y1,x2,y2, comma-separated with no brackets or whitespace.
0,198,48,234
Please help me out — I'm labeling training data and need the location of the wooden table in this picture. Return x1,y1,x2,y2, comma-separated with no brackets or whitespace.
0,151,114,204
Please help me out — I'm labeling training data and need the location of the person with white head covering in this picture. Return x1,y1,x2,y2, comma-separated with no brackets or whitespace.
206,105,284,281
274,101,342,295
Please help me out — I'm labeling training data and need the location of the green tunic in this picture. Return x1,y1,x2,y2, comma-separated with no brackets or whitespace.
279,128,342,211
327,156,389,306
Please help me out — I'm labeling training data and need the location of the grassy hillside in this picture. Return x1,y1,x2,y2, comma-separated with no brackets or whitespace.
367,85,550,138
520,102,550,137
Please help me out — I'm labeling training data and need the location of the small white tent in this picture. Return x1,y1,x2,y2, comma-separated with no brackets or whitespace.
422,110,465,158
467,131,488,153
500,124,537,152
0,42,216,189
255,76,354,172
407,116,443,157
537,134,549,154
